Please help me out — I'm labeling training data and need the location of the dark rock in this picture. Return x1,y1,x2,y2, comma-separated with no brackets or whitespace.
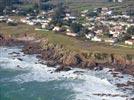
63,67,72,71
0,35,4,40
73,71,85,74
127,81,134,86
112,72,119,77
17,58,23,61
22,42,42,54
46,61,57,67
9,52,20,55
16,65,22,69
55,66,63,72
39,61,46,65
116,83,128,87
50,71,53,73
35,62,38,64
94,66,103,71
86,61,96,70
55,66,71,72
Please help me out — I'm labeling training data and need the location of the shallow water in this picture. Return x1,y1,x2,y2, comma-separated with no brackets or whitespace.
0,46,134,100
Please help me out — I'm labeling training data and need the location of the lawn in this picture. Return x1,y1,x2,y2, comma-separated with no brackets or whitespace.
66,0,134,12
0,23,134,55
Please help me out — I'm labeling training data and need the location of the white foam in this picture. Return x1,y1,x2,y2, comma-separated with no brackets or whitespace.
0,46,133,100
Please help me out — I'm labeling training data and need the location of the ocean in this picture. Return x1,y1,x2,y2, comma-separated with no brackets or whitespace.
0,46,133,100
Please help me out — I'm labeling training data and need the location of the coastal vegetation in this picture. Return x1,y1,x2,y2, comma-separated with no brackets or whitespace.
0,0,134,75
0,1,134,100
0,22,134,72
0,22,134,55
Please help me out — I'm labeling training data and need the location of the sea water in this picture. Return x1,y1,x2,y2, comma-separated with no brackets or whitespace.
0,46,134,100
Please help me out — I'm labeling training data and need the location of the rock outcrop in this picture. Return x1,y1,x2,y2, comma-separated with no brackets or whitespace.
21,39,134,76
0,34,134,76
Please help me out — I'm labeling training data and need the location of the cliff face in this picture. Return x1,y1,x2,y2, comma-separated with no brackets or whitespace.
0,34,134,75
22,38,134,75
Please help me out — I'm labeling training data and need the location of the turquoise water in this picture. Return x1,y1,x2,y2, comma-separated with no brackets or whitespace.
0,47,75,100
0,46,133,100
0,69,75,100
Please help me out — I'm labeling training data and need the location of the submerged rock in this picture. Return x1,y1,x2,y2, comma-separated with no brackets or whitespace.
17,58,23,61
9,52,20,55
16,65,22,69
73,71,85,75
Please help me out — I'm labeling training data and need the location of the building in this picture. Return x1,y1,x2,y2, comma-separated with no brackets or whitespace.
0,0,12,15
125,40,134,45
113,0,123,2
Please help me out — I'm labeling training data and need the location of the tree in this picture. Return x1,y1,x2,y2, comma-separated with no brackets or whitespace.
127,26,134,35
41,3,54,11
39,0,54,11
87,12,98,17
51,3,65,26
118,33,131,42
33,3,39,10
82,27,89,34
70,22,83,33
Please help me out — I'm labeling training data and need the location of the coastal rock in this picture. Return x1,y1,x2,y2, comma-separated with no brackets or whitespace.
9,52,20,55
22,42,42,54
41,48,55,60
1,33,134,76
86,60,97,69
46,61,57,67
61,53,83,67
73,71,85,74
94,66,103,71
17,58,23,61
55,66,71,72
0,34,4,40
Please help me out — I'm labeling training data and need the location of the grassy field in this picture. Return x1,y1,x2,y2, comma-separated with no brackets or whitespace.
64,0,134,12
0,23,134,55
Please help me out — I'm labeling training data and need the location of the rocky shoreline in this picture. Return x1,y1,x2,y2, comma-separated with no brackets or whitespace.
0,34,134,76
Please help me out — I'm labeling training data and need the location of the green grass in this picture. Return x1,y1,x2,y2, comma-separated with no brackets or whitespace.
0,23,134,55
66,1,134,12
19,4,35,9
0,23,35,37
36,30,134,55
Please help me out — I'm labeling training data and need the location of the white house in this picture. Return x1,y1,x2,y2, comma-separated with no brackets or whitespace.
7,18,14,22
27,21,36,26
106,10,113,15
81,14,86,17
48,18,52,21
42,23,48,29
81,10,88,14
20,18,27,23
113,0,123,2
68,16,76,20
66,13,71,17
66,28,71,32
125,40,134,45
88,26,94,30
91,36,102,42
85,33,94,39
95,30,103,35
66,32,77,37
132,35,134,39
105,38,115,43
0,16,7,22
53,26,61,31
